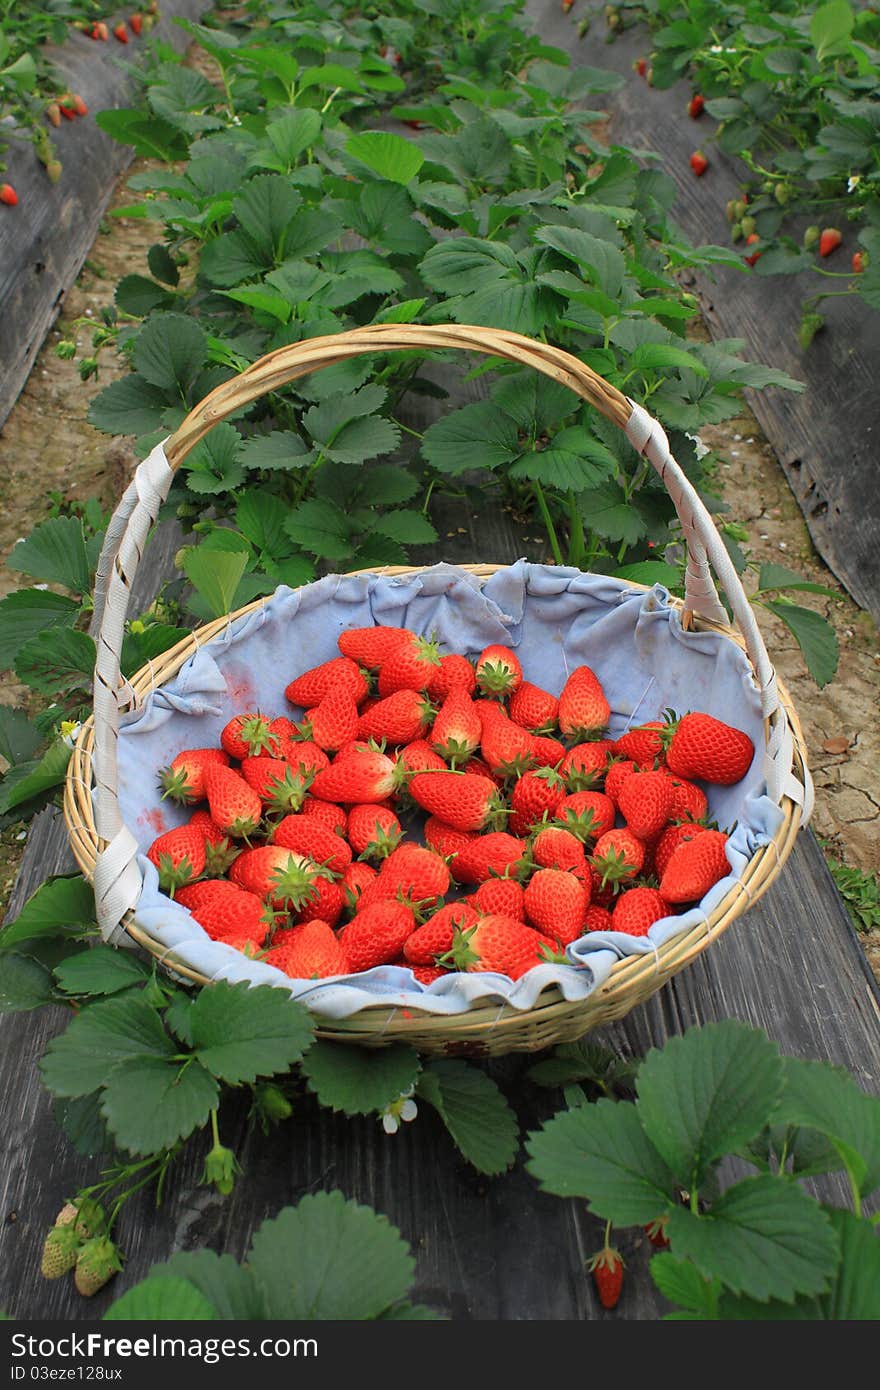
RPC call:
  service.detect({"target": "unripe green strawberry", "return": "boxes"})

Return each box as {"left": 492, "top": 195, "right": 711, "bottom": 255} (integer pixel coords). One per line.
{"left": 803, "top": 225, "right": 820, "bottom": 250}
{"left": 73, "top": 1236, "right": 122, "bottom": 1297}
{"left": 54, "top": 1202, "right": 78, "bottom": 1228}
{"left": 41, "top": 1225, "right": 81, "bottom": 1279}
{"left": 740, "top": 215, "right": 757, "bottom": 238}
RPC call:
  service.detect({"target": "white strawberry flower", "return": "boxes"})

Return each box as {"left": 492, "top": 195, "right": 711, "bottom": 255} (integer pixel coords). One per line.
{"left": 380, "top": 1085, "right": 418, "bottom": 1134}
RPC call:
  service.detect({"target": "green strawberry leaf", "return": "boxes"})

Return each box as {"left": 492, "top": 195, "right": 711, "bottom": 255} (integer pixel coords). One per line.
{"left": 0, "top": 738, "right": 71, "bottom": 814}
{"left": 14, "top": 628, "right": 96, "bottom": 696}
{"left": 101, "top": 1055, "right": 219, "bottom": 1155}
{"left": 40, "top": 995, "right": 176, "bottom": 1098}
{"left": 649, "top": 1252, "right": 722, "bottom": 1320}
{"left": 133, "top": 314, "right": 207, "bottom": 396}
{"left": 0, "top": 588, "right": 79, "bottom": 670}
{"left": 421, "top": 401, "right": 520, "bottom": 476}
{"left": 346, "top": 131, "right": 424, "bottom": 185}
{"left": 54, "top": 947, "right": 152, "bottom": 998}
{"left": 6, "top": 516, "right": 92, "bottom": 595}
{"left": 87, "top": 375, "right": 172, "bottom": 438}
{"left": 300, "top": 1041, "right": 421, "bottom": 1116}
{"left": 181, "top": 422, "right": 244, "bottom": 495}
{"left": 147, "top": 1250, "right": 265, "bottom": 1320}
{"left": 180, "top": 545, "right": 249, "bottom": 620}
{"left": 53, "top": 1092, "right": 112, "bottom": 1159}
{"left": 0, "top": 706, "right": 42, "bottom": 767}
{"left": 772, "top": 1055, "right": 880, "bottom": 1202}
{"left": 104, "top": 1276, "right": 218, "bottom": 1321}
{"left": 761, "top": 601, "right": 839, "bottom": 689}
{"left": 0, "top": 951, "right": 54, "bottom": 1012}
{"left": 188, "top": 980, "right": 314, "bottom": 1084}
{"left": 239, "top": 431, "right": 314, "bottom": 473}
{"left": 418, "top": 1059, "right": 519, "bottom": 1176}
{"left": 0, "top": 874, "right": 96, "bottom": 951}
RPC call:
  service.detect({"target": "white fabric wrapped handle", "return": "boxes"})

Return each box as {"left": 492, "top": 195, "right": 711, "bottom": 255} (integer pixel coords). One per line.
{"left": 88, "top": 324, "right": 811, "bottom": 938}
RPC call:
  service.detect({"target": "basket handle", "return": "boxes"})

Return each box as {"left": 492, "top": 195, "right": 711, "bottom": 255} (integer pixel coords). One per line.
{"left": 89, "top": 323, "right": 808, "bottom": 939}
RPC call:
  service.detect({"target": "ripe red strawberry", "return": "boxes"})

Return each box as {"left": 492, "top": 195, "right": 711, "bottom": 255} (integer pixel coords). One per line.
{"left": 204, "top": 764, "right": 263, "bottom": 839}
{"left": 347, "top": 803, "right": 402, "bottom": 861}
{"left": 666, "top": 775, "right": 708, "bottom": 824}
{"left": 554, "top": 791, "right": 615, "bottom": 843}
{"left": 357, "top": 689, "right": 434, "bottom": 745}
{"left": 377, "top": 632, "right": 442, "bottom": 696}
{"left": 852, "top": 251, "right": 865, "bottom": 274}
{"left": 146, "top": 824, "right": 206, "bottom": 893}
{"left": 332, "top": 739, "right": 375, "bottom": 762}
{"left": 480, "top": 716, "right": 535, "bottom": 779}
{"left": 408, "top": 769, "right": 507, "bottom": 832}
{"left": 221, "top": 711, "right": 278, "bottom": 760}
{"left": 509, "top": 680, "right": 559, "bottom": 733}
{"left": 591, "top": 828, "right": 645, "bottom": 889}
{"left": 285, "top": 656, "right": 368, "bottom": 708}
{"left": 529, "top": 734, "right": 566, "bottom": 769}
{"left": 342, "top": 900, "right": 417, "bottom": 971}
{"left": 819, "top": 227, "right": 842, "bottom": 258}
{"left": 281, "top": 737, "right": 330, "bottom": 779}
{"left": 443, "top": 915, "right": 556, "bottom": 980}
{"left": 0, "top": 184, "right": 19, "bottom": 206}
{"left": 241, "top": 757, "right": 311, "bottom": 813}
{"left": 611, "top": 886, "right": 672, "bottom": 937}
{"left": 453, "top": 832, "right": 526, "bottom": 886}
{"left": 430, "top": 690, "right": 481, "bottom": 765}
{"left": 342, "top": 860, "right": 377, "bottom": 909}
{"left": 644, "top": 1216, "right": 670, "bottom": 1249}
{"left": 659, "top": 828, "right": 730, "bottom": 903}
{"left": 71, "top": 94, "right": 88, "bottom": 116}
{"left": 300, "top": 688, "right": 360, "bottom": 752}
{"left": 558, "top": 665, "right": 610, "bottom": 741}
{"left": 273, "top": 815, "right": 352, "bottom": 874}
{"left": 129, "top": 13, "right": 144, "bottom": 35}
{"left": 395, "top": 739, "right": 448, "bottom": 778}
{"left": 472, "top": 877, "right": 525, "bottom": 920}
{"left": 432, "top": 653, "right": 476, "bottom": 698}
{"left": 113, "top": 22, "right": 129, "bottom": 41}
{"left": 270, "top": 919, "right": 348, "bottom": 979}
{"left": 663, "top": 711, "right": 754, "bottom": 784}
{"left": 230, "top": 845, "right": 330, "bottom": 911}
{"left": 613, "top": 722, "right": 665, "bottom": 767}
{"left": 689, "top": 150, "right": 708, "bottom": 176}
{"left": 583, "top": 904, "right": 613, "bottom": 933}
{"left": 688, "top": 93, "right": 705, "bottom": 118}
{"left": 159, "top": 747, "right": 229, "bottom": 804}
{"left": 604, "top": 759, "right": 638, "bottom": 807}
{"left": 404, "top": 902, "right": 479, "bottom": 965}
{"left": 589, "top": 1244, "right": 624, "bottom": 1310}
{"left": 338, "top": 625, "right": 411, "bottom": 668}
{"left": 524, "top": 869, "right": 590, "bottom": 947}
{"left": 176, "top": 880, "right": 270, "bottom": 946}
{"left": 509, "top": 767, "right": 566, "bottom": 836}
{"left": 310, "top": 749, "right": 397, "bottom": 803}
{"left": 292, "top": 874, "right": 345, "bottom": 927}
{"left": 475, "top": 644, "right": 523, "bottom": 696}
{"left": 407, "top": 963, "right": 447, "bottom": 985}
{"left": 654, "top": 821, "right": 708, "bottom": 880}
{"left": 560, "top": 741, "right": 615, "bottom": 789}
{"left": 423, "top": 816, "right": 480, "bottom": 862}
{"left": 744, "top": 233, "right": 762, "bottom": 266}
{"left": 634, "top": 56, "right": 648, "bottom": 76}
{"left": 617, "top": 769, "right": 674, "bottom": 841}
{"left": 58, "top": 96, "right": 76, "bottom": 120}
{"left": 530, "top": 825, "right": 587, "bottom": 877}
{"left": 301, "top": 797, "right": 348, "bottom": 836}
{"left": 373, "top": 843, "right": 451, "bottom": 910}
{"left": 186, "top": 809, "right": 238, "bottom": 875}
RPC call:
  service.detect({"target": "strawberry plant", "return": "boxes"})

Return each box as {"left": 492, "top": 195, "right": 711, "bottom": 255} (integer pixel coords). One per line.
{"left": 526, "top": 1019, "right": 880, "bottom": 1317}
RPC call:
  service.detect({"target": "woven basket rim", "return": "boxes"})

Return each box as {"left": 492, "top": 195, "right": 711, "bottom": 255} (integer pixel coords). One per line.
{"left": 63, "top": 561, "right": 808, "bottom": 1051}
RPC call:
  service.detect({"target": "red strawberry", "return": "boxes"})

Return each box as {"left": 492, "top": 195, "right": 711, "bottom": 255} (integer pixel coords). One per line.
{"left": 654, "top": 821, "right": 708, "bottom": 880}
{"left": 744, "top": 233, "right": 762, "bottom": 266}
{"left": 0, "top": 184, "right": 19, "bottom": 206}
{"left": 819, "top": 227, "right": 842, "bottom": 258}
{"left": 611, "top": 886, "right": 671, "bottom": 937}
{"left": 310, "top": 749, "right": 397, "bottom": 804}
{"left": 852, "top": 251, "right": 865, "bottom": 274}
{"left": 663, "top": 711, "right": 754, "bottom": 784}
{"left": 509, "top": 680, "right": 559, "bottom": 733}
{"left": 241, "top": 757, "right": 311, "bottom": 813}
{"left": 204, "top": 765, "right": 263, "bottom": 839}
{"left": 58, "top": 96, "right": 76, "bottom": 120}
{"left": 583, "top": 904, "right": 613, "bottom": 933}
{"left": 408, "top": 769, "right": 506, "bottom": 832}
{"left": 159, "top": 747, "right": 229, "bottom": 804}
{"left": 358, "top": 689, "right": 433, "bottom": 745}
{"left": 71, "top": 94, "right": 88, "bottom": 116}
{"left": 529, "top": 735, "right": 566, "bottom": 769}
{"left": 273, "top": 815, "right": 352, "bottom": 874}
{"left": 475, "top": 644, "right": 523, "bottom": 696}
{"left": 644, "top": 1217, "right": 670, "bottom": 1249}
{"left": 186, "top": 809, "right": 238, "bottom": 875}
{"left": 589, "top": 1244, "right": 624, "bottom": 1310}
{"left": 301, "top": 797, "right": 348, "bottom": 836}
{"left": 301, "top": 688, "right": 360, "bottom": 752}
{"left": 530, "top": 825, "right": 588, "bottom": 877}
{"left": 372, "top": 843, "right": 450, "bottom": 910}
{"left": 285, "top": 657, "right": 368, "bottom": 708}
{"left": 634, "top": 57, "right": 648, "bottom": 76}
{"left": 342, "top": 901, "right": 417, "bottom": 971}
{"left": 338, "top": 625, "right": 411, "bottom": 668}
{"left": 377, "top": 632, "right": 442, "bottom": 696}
{"left": 659, "top": 828, "right": 730, "bottom": 903}
{"left": 617, "top": 769, "right": 674, "bottom": 841}
{"left": 430, "top": 690, "right": 481, "bottom": 765}
{"left": 590, "top": 828, "right": 645, "bottom": 889}
{"left": 472, "top": 877, "right": 525, "bottom": 920}
{"left": 480, "top": 716, "right": 535, "bottom": 779}
{"left": 342, "top": 860, "right": 377, "bottom": 909}
{"left": 230, "top": 845, "right": 330, "bottom": 912}
{"left": 129, "top": 13, "right": 144, "bottom": 35}
{"left": 443, "top": 915, "right": 556, "bottom": 980}
{"left": 432, "top": 653, "right": 476, "bottom": 698}
{"left": 688, "top": 93, "right": 705, "bottom": 118}
{"left": 509, "top": 767, "right": 566, "bottom": 836}
{"left": 176, "top": 880, "right": 270, "bottom": 946}
{"left": 113, "top": 22, "right": 129, "bottom": 41}
{"left": 281, "top": 737, "right": 330, "bottom": 780}
{"left": 558, "top": 666, "right": 610, "bottom": 741}
{"left": 453, "top": 832, "right": 526, "bottom": 886}
{"left": 221, "top": 711, "right": 279, "bottom": 760}
{"left": 407, "top": 963, "right": 447, "bottom": 985}
{"left": 293, "top": 874, "right": 345, "bottom": 927}
{"left": 395, "top": 740, "right": 448, "bottom": 778}
{"left": 270, "top": 919, "right": 348, "bottom": 979}
{"left": 689, "top": 150, "right": 708, "bottom": 176}
{"left": 524, "top": 869, "right": 590, "bottom": 947}
{"left": 554, "top": 791, "right": 615, "bottom": 843}
{"left": 613, "top": 722, "right": 665, "bottom": 767}
{"left": 605, "top": 759, "right": 638, "bottom": 807}
{"left": 404, "top": 902, "right": 479, "bottom": 965}
{"left": 666, "top": 775, "right": 708, "bottom": 824}
{"left": 146, "top": 824, "right": 206, "bottom": 893}
{"left": 423, "top": 816, "right": 480, "bottom": 861}
{"left": 347, "top": 804, "right": 402, "bottom": 861}
{"left": 560, "top": 741, "right": 615, "bottom": 789}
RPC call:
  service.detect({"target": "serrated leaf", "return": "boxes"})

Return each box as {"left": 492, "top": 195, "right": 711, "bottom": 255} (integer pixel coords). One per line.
{"left": 53, "top": 1092, "right": 112, "bottom": 1158}
{"left": 630, "top": 343, "right": 709, "bottom": 377}
{"left": 239, "top": 431, "right": 313, "bottom": 472}
{"left": 182, "top": 422, "right": 244, "bottom": 495}
{"left": 419, "top": 237, "right": 519, "bottom": 295}
{"left": 105, "top": 1276, "right": 218, "bottom": 1322}
{"left": 15, "top": 628, "right": 96, "bottom": 696}
{"left": 54, "top": 947, "right": 151, "bottom": 998}
{"left": 199, "top": 231, "right": 268, "bottom": 288}
{"left": 360, "top": 466, "right": 419, "bottom": 506}
{"left": 232, "top": 175, "right": 302, "bottom": 262}
{"left": 0, "top": 739, "right": 71, "bottom": 814}
{"left": 346, "top": 131, "right": 424, "bottom": 185}
{"left": 508, "top": 427, "right": 616, "bottom": 490}
{"left": 284, "top": 499, "right": 351, "bottom": 560}
{"left": 418, "top": 1059, "right": 518, "bottom": 1176}
{"left": 491, "top": 370, "right": 580, "bottom": 433}
{"left": 0, "top": 951, "right": 54, "bottom": 1012}
{"left": 180, "top": 545, "right": 249, "bottom": 620}
{"left": 755, "top": 563, "right": 839, "bottom": 598}
{"left": 667, "top": 1175, "right": 838, "bottom": 1304}
{"left": 636, "top": 1021, "right": 783, "bottom": 1190}
{"left": 421, "top": 401, "right": 520, "bottom": 476}
{"left": 525, "top": 1096, "right": 676, "bottom": 1221}
{"left": 811, "top": 0, "right": 854, "bottom": 61}
{"left": 773, "top": 1056, "right": 880, "bottom": 1201}
{"left": 650, "top": 1252, "right": 721, "bottom": 1319}
{"left": 0, "top": 588, "right": 80, "bottom": 672}
{"left": 578, "top": 481, "right": 646, "bottom": 546}
{"left": 323, "top": 416, "right": 401, "bottom": 465}
{"left": 0, "top": 875, "right": 96, "bottom": 950}
{"left": 534, "top": 224, "right": 625, "bottom": 297}
{"left": 371, "top": 510, "right": 438, "bottom": 545}
{"left": 121, "top": 623, "right": 191, "bottom": 679}
{"left": 189, "top": 980, "right": 314, "bottom": 1084}
{"left": 40, "top": 995, "right": 176, "bottom": 1098}
{"left": 115, "top": 275, "right": 177, "bottom": 317}
{"left": 266, "top": 110, "right": 322, "bottom": 167}
{"left": 222, "top": 286, "right": 292, "bottom": 323}
{"left": 0, "top": 706, "right": 41, "bottom": 766}
{"left": 133, "top": 314, "right": 207, "bottom": 395}
{"left": 248, "top": 1191, "right": 415, "bottom": 1320}
{"left": 301, "top": 1041, "right": 421, "bottom": 1116}
{"left": 147, "top": 243, "right": 180, "bottom": 286}
{"left": 96, "top": 109, "right": 187, "bottom": 161}
{"left": 87, "top": 375, "right": 172, "bottom": 438}
{"left": 763, "top": 601, "right": 839, "bottom": 689}
{"left": 7, "top": 517, "right": 91, "bottom": 595}
{"left": 613, "top": 560, "right": 683, "bottom": 589}
{"left": 101, "top": 1054, "right": 219, "bottom": 1155}
{"left": 148, "top": 1251, "right": 265, "bottom": 1320}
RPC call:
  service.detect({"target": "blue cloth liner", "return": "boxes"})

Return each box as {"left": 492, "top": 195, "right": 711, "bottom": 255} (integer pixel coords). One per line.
{"left": 116, "top": 561, "right": 784, "bottom": 1020}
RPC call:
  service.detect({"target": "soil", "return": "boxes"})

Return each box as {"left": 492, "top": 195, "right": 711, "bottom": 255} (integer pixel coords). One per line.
{"left": 1, "top": 92, "right": 878, "bottom": 982}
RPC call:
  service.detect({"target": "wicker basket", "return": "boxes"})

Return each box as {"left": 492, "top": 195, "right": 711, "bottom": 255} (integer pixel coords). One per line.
{"left": 63, "top": 324, "right": 812, "bottom": 1055}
